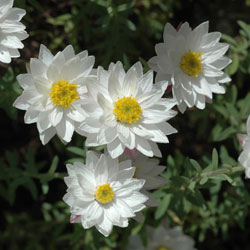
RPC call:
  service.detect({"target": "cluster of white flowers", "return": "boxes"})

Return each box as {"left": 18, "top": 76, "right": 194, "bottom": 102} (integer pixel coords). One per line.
{"left": 8, "top": 0, "right": 238, "bottom": 245}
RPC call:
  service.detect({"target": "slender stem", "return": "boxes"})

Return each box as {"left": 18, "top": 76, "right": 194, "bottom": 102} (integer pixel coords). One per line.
{"left": 192, "top": 165, "right": 245, "bottom": 183}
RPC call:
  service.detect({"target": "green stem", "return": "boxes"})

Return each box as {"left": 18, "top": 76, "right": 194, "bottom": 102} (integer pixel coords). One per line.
{"left": 191, "top": 165, "right": 245, "bottom": 184}
{"left": 199, "top": 166, "right": 244, "bottom": 178}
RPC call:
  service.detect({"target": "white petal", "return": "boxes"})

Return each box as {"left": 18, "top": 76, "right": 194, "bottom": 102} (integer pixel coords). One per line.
{"left": 201, "top": 32, "right": 221, "bottom": 48}
{"left": 62, "top": 45, "right": 75, "bottom": 60}
{"left": 50, "top": 107, "right": 63, "bottom": 127}
{"left": 135, "top": 136, "right": 153, "bottom": 157}
{"left": 95, "top": 213, "right": 113, "bottom": 237}
{"left": 95, "top": 154, "right": 109, "bottom": 185}
{"left": 24, "top": 106, "right": 39, "bottom": 123}
{"left": 56, "top": 118, "right": 75, "bottom": 142}
{"left": 39, "top": 127, "right": 56, "bottom": 145}
{"left": 107, "top": 137, "right": 125, "bottom": 158}
{"left": 137, "top": 70, "right": 153, "bottom": 93}
{"left": 1, "top": 35, "right": 24, "bottom": 49}
{"left": 39, "top": 44, "right": 54, "bottom": 65}
{"left": 114, "top": 198, "right": 135, "bottom": 218}
{"left": 0, "top": 45, "right": 11, "bottom": 63}
{"left": 30, "top": 58, "right": 47, "bottom": 76}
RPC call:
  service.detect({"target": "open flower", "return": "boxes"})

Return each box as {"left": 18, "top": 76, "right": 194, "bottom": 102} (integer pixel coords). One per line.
{"left": 127, "top": 226, "right": 197, "bottom": 250}
{"left": 238, "top": 115, "right": 250, "bottom": 178}
{"left": 63, "top": 151, "right": 148, "bottom": 237}
{"left": 0, "top": 0, "right": 28, "bottom": 63}
{"left": 149, "top": 21, "right": 231, "bottom": 113}
{"left": 13, "top": 44, "right": 94, "bottom": 144}
{"left": 77, "top": 61, "right": 177, "bottom": 158}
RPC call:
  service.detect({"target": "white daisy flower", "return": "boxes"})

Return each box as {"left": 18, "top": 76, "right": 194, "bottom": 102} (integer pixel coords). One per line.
{"left": 238, "top": 115, "right": 250, "bottom": 178}
{"left": 77, "top": 61, "right": 177, "bottom": 158}
{"left": 63, "top": 151, "right": 148, "bottom": 237}
{"left": 127, "top": 226, "right": 197, "bottom": 250}
{"left": 149, "top": 21, "right": 231, "bottom": 113}
{"left": 0, "top": 0, "right": 28, "bottom": 63}
{"left": 13, "top": 44, "right": 95, "bottom": 144}
{"left": 122, "top": 150, "right": 167, "bottom": 207}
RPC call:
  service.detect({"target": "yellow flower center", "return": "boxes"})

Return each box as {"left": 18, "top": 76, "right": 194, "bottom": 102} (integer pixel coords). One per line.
{"left": 156, "top": 246, "right": 171, "bottom": 250}
{"left": 179, "top": 50, "right": 203, "bottom": 77}
{"left": 113, "top": 96, "right": 142, "bottom": 124}
{"left": 95, "top": 183, "right": 114, "bottom": 204}
{"left": 49, "top": 79, "right": 79, "bottom": 108}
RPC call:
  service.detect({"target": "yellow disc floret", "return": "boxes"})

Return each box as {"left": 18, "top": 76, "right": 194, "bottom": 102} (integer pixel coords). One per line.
{"left": 95, "top": 183, "right": 114, "bottom": 204}
{"left": 156, "top": 246, "right": 171, "bottom": 250}
{"left": 113, "top": 96, "right": 142, "bottom": 124}
{"left": 49, "top": 79, "right": 79, "bottom": 108}
{"left": 179, "top": 50, "right": 203, "bottom": 77}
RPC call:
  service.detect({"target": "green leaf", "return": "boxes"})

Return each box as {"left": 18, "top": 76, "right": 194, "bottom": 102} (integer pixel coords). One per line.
{"left": 190, "top": 159, "right": 202, "bottom": 171}
{"left": 155, "top": 193, "right": 172, "bottom": 220}
{"left": 67, "top": 147, "right": 85, "bottom": 157}
{"left": 221, "top": 34, "right": 237, "bottom": 46}
{"left": 227, "top": 54, "right": 239, "bottom": 75}
{"left": 186, "top": 189, "right": 206, "bottom": 209}
{"left": 48, "top": 156, "right": 59, "bottom": 174}
{"left": 200, "top": 176, "right": 208, "bottom": 185}
{"left": 125, "top": 19, "right": 136, "bottom": 31}
{"left": 117, "top": 2, "right": 135, "bottom": 12}
{"left": 214, "top": 126, "right": 236, "bottom": 141}
{"left": 66, "top": 158, "right": 85, "bottom": 164}
{"left": 212, "top": 148, "right": 219, "bottom": 170}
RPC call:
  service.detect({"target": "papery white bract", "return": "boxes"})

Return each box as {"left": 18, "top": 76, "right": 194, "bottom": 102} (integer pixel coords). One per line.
{"left": 0, "top": 0, "right": 28, "bottom": 63}
{"left": 238, "top": 115, "right": 250, "bottom": 178}
{"left": 149, "top": 21, "right": 231, "bottom": 113}
{"left": 127, "top": 226, "right": 197, "bottom": 250}
{"left": 122, "top": 150, "right": 167, "bottom": 207}
{"left": 77, "top": 61, "right": 177, "bottom": 158}
{"left": 63, "top": 151, "right": 148, "bottom": 237}
{"left": 13, "top": 44, "right": 95, "bottom": 144}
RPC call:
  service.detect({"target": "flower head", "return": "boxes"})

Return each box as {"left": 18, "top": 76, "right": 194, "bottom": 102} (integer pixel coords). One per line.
{"left": 0, "top": 0, "right": 28, "bottom": 63}
{"left": 77, "top": 61, "right": 177, "bottom": 158}
{"left": 127, "top": 226, "right": 197, "bottom": 250}
{"left": 149, "top": 21, "right": 231, "bottom": 113}
{"left": 238, "top": 115, "right": 250, "bottom": 178}
{"left": 63, "top": 151, "right": 148, "bottom": 237}
{"left": 13, "top": 44, "right": 95, "bottom": 144}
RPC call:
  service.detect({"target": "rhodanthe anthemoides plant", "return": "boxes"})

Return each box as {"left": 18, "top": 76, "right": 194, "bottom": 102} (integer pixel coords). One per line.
{"left": 6, "top": 0, "right": 250, "bottom": 247}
